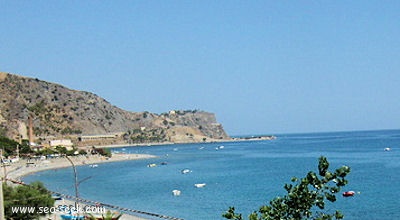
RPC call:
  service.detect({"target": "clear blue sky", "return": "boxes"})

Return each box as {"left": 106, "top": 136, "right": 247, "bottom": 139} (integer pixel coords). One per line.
{"left": 1, "top": 1, "right": 399, "bottom": 135}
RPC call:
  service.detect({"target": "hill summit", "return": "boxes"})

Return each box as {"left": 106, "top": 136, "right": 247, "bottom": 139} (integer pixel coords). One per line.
{"left": 0, "top": 72, "right": 230, "bottom": 146}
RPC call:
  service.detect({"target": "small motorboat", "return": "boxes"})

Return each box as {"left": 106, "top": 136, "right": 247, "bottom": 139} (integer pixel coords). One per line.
{"left": 147, "top": 163, "right": 157, "bottom": 168}
{"left": 172, "top": 189, "right": 181, "bottom": 196}
{"left": 181, "top": 169, "right": 191, "bottom": 174}
{"left": 215, "top": 145, "right": 224, "bottom": 150}
{"left": 384, "top": 147, "right": 391, "bottom": 151}
{"left": 52, "top": 195, "right": 63, "bottom": 201}
{"left": 194, "top": 183, "right": 206, "bottom": 188}
{"left": 343, "top": 191, "right": 355, "bottom": 197}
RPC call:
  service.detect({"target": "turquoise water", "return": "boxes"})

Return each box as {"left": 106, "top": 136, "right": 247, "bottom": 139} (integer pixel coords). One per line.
{"left": 24, "top": 130, "right": 400, "bottom": 219}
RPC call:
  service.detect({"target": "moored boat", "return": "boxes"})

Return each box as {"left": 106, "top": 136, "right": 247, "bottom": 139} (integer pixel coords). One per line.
{"left": 172, "top": 189, "right": 181, "bottom": 196}
{"left": 194, "top": 183, "right": 206, "bottom": 188}
{"left": 343, "top": 191, "right": 355, "bottom": 197}
{"left": 181, "top": 169, "right": 191, "bottom": 174}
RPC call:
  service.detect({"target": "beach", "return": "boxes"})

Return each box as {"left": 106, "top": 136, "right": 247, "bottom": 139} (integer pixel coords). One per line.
{"left": 5, "top": 153, "right": 157, "bottom": 220}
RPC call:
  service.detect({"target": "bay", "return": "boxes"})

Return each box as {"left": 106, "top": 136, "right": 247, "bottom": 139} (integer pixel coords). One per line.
{"left": 23, "top": 129, "right": 400, "bottom": 219}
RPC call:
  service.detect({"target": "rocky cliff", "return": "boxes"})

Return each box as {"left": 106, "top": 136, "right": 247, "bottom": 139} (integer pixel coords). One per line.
{"left": 0, "top": 72, "right": 230, "bottom": 146}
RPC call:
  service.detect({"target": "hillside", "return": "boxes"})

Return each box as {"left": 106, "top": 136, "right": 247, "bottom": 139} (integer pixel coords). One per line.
{"left": 0, "top": 72, "right": 230, "bottom": 146}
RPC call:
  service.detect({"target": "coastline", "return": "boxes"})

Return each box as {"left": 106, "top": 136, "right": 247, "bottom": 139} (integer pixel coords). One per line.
{"left": 7, "top": 153, "right": 156, "bottom": 181}
{"left": 6, "top": 153, "right": 157, "bottom": 220}
{"left": 97, "top": 135, "right": 277, "bottom": 149}
{"left": 6, "top": 137, "right": 276, "bottom": 219}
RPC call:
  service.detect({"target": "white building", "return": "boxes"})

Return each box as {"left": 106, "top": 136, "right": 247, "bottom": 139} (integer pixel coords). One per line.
{"left": 49, "top": 139, "right": 73, "bottom": 150}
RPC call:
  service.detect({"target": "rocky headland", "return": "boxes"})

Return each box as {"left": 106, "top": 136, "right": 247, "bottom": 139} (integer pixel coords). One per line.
{"left": 0, "top": 72, "right": 230, "bottom": 147}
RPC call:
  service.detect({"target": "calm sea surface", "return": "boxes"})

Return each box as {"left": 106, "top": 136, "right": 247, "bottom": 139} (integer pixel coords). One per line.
{"left": 24, "top": 130, "right": 400, "bottom": 220}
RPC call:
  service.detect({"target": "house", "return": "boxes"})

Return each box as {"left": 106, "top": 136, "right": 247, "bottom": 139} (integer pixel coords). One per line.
{"left": 49, "top": 139, "right": 74, "bottom": 150}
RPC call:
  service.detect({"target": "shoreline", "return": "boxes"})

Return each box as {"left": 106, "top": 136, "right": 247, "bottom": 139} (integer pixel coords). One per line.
{"left": 6, "top": 137, "right": 276, "bottom": 219}
{"left": 97, "top": 135, "right": 277, "bottom": 149}
{"left": 7, "top": 153, "right": 157, "bottom": 181}
{"left": 6, "top": 154, "right": 157, "bottom": 220}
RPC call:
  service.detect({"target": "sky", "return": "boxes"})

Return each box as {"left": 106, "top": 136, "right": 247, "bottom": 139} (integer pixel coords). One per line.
{"left": 1, "top": 1, "right": 399, "bottom": 135}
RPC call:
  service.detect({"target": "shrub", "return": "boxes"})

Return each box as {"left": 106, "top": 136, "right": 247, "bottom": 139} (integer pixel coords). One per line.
{"left": 4, "top": 181, "right": 55, "bottom": 219}
{"left": 223, "top": 156, "right": 351, "bottom": 220}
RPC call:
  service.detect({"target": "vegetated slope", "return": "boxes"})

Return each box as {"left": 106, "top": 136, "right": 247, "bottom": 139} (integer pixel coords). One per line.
{"left": 0, "top": 72, "right": 229, "bottom": 144}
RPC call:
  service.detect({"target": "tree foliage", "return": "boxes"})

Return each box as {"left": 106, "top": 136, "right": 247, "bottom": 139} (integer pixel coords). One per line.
{"left": 223, "top": 156, "right": 351, "bottom": 220}
{"left": 4, "top": 181, "right": 55, "bottom": 219}
{"left": 0, "top": 136, "right": 32, "bottom": 157}
{"left": 92, "top": 147, "right": 112, "bottom": 157}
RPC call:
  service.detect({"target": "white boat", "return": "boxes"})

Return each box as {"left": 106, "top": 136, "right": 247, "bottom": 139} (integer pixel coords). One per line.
{"left": 89, "top": 164, "right": 98, "bottom": 168}
{"left": 384, "top": 147, "right": 391, "bottom": 151}
{"left": 194, "top": 183, "right": 206, "bottom": 188}
{"left": 147, "top": 163, "right": 157, "bottom": 168}
{"left": 181, "top": 169, "right": 191, "bottom": 174}
{"left": 172, "top": 189, "right": 181, "bottom": 196}
{"left": 216, "top": 145, "right": 224, "bottom": 150}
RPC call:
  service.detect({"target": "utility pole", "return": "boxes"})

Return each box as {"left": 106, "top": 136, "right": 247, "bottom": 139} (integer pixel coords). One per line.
{"left": 28, "top": 114, "right": 34, "bottom": 147}
{"left": 16, "top": 144, "right": 19, "bottom": 159}
{"left": 64, "top": 156, "right": 79, "bottom": 210}
{"left": 0, "top": 149, "right": 5, "bottom": 219}
{"left": 0, "top": 181, "right": 4, "bottom": 220}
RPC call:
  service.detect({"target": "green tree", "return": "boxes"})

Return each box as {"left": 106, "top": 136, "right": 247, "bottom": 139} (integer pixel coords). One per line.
{"left": 4, "top": 181, "right": 55, "bottom": 219}
{"left": 19, "top": 139, "right": 34, "bottom": 155}
{"left": 37, "top": 147, "right": 56, "bottom": 156}
{"left": 93, "top": 148, "right": 112, "bottom": 158}
{"left": 0, "top": 136, "right": 33, "bottom": 157}
{"left": 223, "top": 156, "right": 351, "bottom": 220}
{"left": 55, "top": 146, "right": 68, "bottom": 154}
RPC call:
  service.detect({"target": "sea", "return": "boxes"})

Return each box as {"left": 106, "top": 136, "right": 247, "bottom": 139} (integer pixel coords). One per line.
{"left": 23, "top": 129, "right": 400, "bottom": 220}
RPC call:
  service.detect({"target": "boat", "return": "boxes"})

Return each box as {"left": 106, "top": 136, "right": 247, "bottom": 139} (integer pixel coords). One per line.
{"left": 160, "top": 162, "right": 168, "bottom": 165}
{"left": 89, "top": 164, "right": 98, "bottom": 168}
{"left": 172, "top": 189, "right": 181, "bottom": 196}
{"left": 181, "top": 169, "right": 191, "bottom": 174}
{"left": 384, "top": 147, "right": 391, "bottom": 151}
{"left": 52, "top": 195, "right": 63, "bottom": 200}
{"left": 215, "top": 145, "right": 224, "bottom": 150}
{"left": 194, "top": 183, "right": 206, "bottom": 188}
{"left": 342, "top": 191, "right": 355, "bottom": 197}
{"left": 147, "top": 163, "right": 157, "bottom": 168}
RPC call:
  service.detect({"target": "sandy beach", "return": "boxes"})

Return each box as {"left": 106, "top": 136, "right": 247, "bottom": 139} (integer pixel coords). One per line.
{"left": 5, "top": 153, "right": 158, "bottom": 220}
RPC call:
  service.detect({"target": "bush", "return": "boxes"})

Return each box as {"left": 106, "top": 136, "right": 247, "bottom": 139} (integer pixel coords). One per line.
{"left": 223, "top": 156, "right": 351, "bottom": 220}
{"left": 0, "top": 136, "right": 32, "bottom": 157}
{"left": 94, "top": 148, "right": 112, "bottom": 158}
{"left": 4, "top": 181, "right": 55, "bottom": 219}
